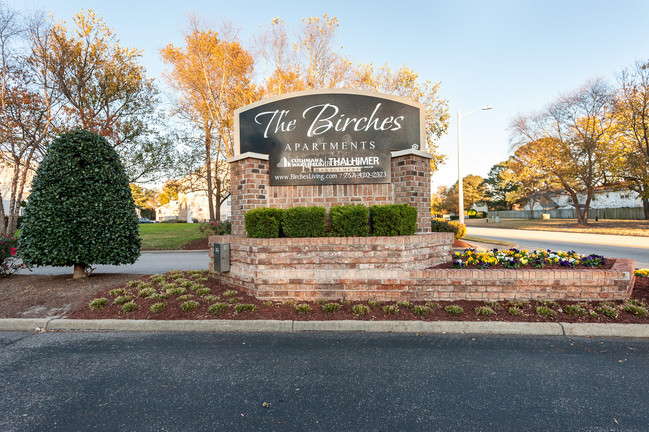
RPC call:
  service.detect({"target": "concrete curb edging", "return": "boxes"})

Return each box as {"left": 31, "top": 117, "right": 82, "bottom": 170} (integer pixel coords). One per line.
{"left": 1, "top": 319, "right": 649, "bottom": 338}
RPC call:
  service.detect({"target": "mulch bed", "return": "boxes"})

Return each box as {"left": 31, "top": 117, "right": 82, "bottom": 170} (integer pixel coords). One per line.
{"left": 65, "top": 270, "right": 649, "bottom": 325}
{"left": 181, "top": 237, "right": 209, "bottom": 250}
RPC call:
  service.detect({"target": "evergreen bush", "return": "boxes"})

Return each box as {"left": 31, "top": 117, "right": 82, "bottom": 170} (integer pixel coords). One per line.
{"left": 18, "top": 130, "right": 141, "bottom": 278}
{"left": 244, "top": 208, "right": 283, "bottom": 238}
{"left": 431, "top": 218, "right": 466, "bottom": 239}
{"left": 369, "top": 204, "right": 417, "bottom": 236}
{"left": 281, "top": 206, "right": 326, "bottom": 238}
{"left": 329, "top": 204, "right": 369, "bottom": 237}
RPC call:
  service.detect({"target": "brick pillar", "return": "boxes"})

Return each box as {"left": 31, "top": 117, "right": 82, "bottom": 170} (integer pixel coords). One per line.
{"left": 391, "top": 150, "right": 432, "bottom": 233}
{"left": 228, "top": 153, "right": 269, "bottom": 236}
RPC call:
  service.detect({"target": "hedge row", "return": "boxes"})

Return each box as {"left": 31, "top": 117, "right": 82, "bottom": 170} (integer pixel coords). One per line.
{"left": 244, "top": 204, "right": 417, "bottom": 238}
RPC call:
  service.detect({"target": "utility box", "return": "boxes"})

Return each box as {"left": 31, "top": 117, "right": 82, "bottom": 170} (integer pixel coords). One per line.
{"left": 213, "top": 243, "right": 230, "bottom": 273}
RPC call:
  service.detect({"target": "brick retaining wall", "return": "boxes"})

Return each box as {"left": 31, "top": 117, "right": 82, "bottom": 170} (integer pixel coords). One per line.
{"left": 208, "top": 235, "right": 634, "bottom": 302}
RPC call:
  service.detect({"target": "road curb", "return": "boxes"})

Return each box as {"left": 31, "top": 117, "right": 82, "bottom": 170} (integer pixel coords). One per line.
{"left": 2, "top": 319, "right": 649, "bottom": 338}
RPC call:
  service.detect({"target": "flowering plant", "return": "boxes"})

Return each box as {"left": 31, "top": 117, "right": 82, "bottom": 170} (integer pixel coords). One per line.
{"left": 1, "top": 234, "right": 23, "bottom": 276}
{"left": 452, "top": 248, "right": 606, "bottom": 270}
{"left": 199, "top": 220, "right": 231, "bottom": 236}
{"left": 635, "top": 269, "right": 649, "bottom": 278}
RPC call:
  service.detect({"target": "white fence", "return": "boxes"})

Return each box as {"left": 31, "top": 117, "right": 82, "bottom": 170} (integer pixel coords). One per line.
{"left": 490, "top": 207, "right": 645, "bottom": 220}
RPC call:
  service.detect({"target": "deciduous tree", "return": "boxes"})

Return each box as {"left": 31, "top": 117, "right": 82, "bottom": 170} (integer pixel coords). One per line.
{"left": 161, "top": 16, "right": 256, "bottom": 221}
{"left": 30, "top": 9, "right": 172, "bottom": 182}
{"left": 614, "top": 61, "right": 649, "bottom": 218}
{"left": 510, "top": 79, "right": 618, "bottom": 225}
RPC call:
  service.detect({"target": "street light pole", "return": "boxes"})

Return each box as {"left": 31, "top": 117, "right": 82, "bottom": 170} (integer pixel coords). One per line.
{"left": 457, "top": 105, "right": 493, "bottom": 225}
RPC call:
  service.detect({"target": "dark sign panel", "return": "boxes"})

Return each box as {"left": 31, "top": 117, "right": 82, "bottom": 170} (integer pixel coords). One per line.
{"left": 235, "top": 90, "right": 424, "bottom": 186}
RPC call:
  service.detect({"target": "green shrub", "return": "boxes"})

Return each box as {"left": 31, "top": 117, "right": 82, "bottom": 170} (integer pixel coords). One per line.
{"left": 121, "top": 301, "right": 137, "bottom": 313}
{"left": 431, "top": 217, "right": 465, "bottom": 239}
{"left": 244, "top": 208, "right": 283, "bottom": 238}
{"left": 396, "top": 301, "right": 412, "bottom": 309}
{"left": 508, "top": 306, "right": 523, "bottom": 316}
{"left": 202, "top": 295, "right": 220, "bottom": 303}
{"left": 445, "top": 305, "right": 464, "bottom": 315}
{"left": 223, "top": 289, "right": 238, "bottom": 297}
{"left": 282, "top": 206, "right": 326, "bottom": 238}
{"left": 113, "top": 295, "right": 132, "bottom": 305}
{"left": 89, "top": 298, "right": 108, "bottom": 311}
{"left": 370, "top": 204, "right": 417, "bottom": 236}
{"left": 127, "top": 280, "right": 144, "bottom": 288}
{"left": 208, "top": 303, "right": 229, "bottom": 315}
{"left": 564, "top": 304, "right": 587, "bottom": 316}
{"left": 150, "top": 302, "right": 166, "bottom": 313}
{"left": 448, "top": 221, "right": 466, "bottom": 239}
{"left": 431, "top": 218, "right": 457, "bottom": 236}
{"left": 150, "top": 292, "right": 169, "bottom": 300}
{"left": 138, "top": 287, "right": 156, "bottom": 298}
{"left": 322, "top": 303, "right": 341, "bottom": 313}
{"left": 535, "top": 306, "right": 556, "bottom": 317}
{"left": 195, "top": 288, "right": 211, "bottom": 297}
{"left": 295, "top": 303, "right": 313, "bottom": 314}
{"left": 507, "top": 300, "right": 529, "bottom": 308}
{"left": 18, "top": 129, "right": 141, "bottom": 277}
{"left": 484, "top": 301, "right": 501, "bottom": 309}
{"left": 262, "top": 301, "right": 274, "bottom": 307}
{"left": 234, "top": 304, "right": 257, "bottom": 314}
{"left": 352, "top": 304, "right": 370, "bottom": 316}
{"left": 180, "top": 300, "right": 200, "bottom": 312}
{"left": 382, "top": 305, "right": 399, "bottom": 314}
{"left": 282, "top": 300, "right": 296, "bottom": 307}
{"left": 177, "top": 294, "right": 194, "bottom": 301}
{"left": 475, "top": 306, "right": 495, "bottom": 316}
{"left": 367, "top": 300, "right": 382, "bottom": 307}
{"left": 199, "top": 220, "right": 231, "bottom": 236}
{"left": 596, "top": 305, "right": 618, "bottom": 319}
{"left": 412, "top": 305, "right": 431, "bottom": 316}
{"left": 150, "top": 275, "right": 166, "bottom": 285}
{"left": 330, "top": 205, "right": 369, "bottom": 237}
{"left": 166, "top": 287, "right": 187, "bottom": 296}
{"left": 108, "top": 288, "right": 126, "bottom": 297}
{"left": 623, "top": 303, "right": 647, "bottom": 318}
{"left": 538, "top": 300, "right": 558, "bottom": 308}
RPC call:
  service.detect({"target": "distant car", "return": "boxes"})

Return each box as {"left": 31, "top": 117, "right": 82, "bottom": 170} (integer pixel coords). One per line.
{"left": 138, "top": 217, "right": 154, "bottom": 224}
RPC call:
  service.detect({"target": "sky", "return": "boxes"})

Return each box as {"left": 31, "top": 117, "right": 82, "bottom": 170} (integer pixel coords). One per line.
{"left": 10, "top": 0, "right": 649, "bottom": 189}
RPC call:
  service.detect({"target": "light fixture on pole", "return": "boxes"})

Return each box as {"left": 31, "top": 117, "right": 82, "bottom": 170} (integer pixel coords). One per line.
{"left": 457, "top": 105, "right": 493, "bottom": 225}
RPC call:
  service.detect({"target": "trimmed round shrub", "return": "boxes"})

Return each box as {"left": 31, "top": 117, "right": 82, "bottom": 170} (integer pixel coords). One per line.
{"left": 282, "top": 206, "right": 326, "bottom": 238}
{"left": 330, "top": 204, "right": 369, "bottom": 237}
{"left": 244, "top": 208, "right": 283, "bottom": 238}
{"left": 18, "top": 129, "right": 141, "bottom": 277}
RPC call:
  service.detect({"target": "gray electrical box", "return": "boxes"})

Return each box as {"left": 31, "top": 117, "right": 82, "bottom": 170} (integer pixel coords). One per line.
{"left": 213, "top": 243, "right": 230, "bottom": 273}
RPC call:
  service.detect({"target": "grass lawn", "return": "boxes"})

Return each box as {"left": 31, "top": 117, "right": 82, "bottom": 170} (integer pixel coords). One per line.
{"left": 14, "top": 223, "right": 205, "bottom": 250}
{"left": 139, "top": 223, "right": 206, "bottom": 250}
{"left": 465, "top": 218, "right": 649, "bottom": 237}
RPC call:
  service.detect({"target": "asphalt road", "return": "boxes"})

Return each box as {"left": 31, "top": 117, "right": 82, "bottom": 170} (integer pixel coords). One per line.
{"left": 468, "top": 226, "right": 649, "bottom": 269}
{"left": 16, "top": 250, "right": 211, "bottom": 275}
{"left": 1, "top": 331, "right": 649, "bottom": 432}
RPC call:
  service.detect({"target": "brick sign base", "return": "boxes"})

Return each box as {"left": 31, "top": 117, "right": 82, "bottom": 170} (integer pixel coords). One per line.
{"left": 209, "top": 234, "right": 634, "bottom": 302}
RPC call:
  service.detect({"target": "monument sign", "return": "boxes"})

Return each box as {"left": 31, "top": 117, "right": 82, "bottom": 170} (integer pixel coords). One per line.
{"left": 235, "top": 89, "right": 425, "bottom": 186}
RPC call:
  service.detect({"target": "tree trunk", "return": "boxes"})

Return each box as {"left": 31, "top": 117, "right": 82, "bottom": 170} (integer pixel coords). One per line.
{"left": 73, "top": 264, "right": 88, "bottom": 279}
{"left": 643, "top": 198, "right": 649, "bottom": 220}
{"left": 205, "top": 129, "right": 215, "bottom": 221}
